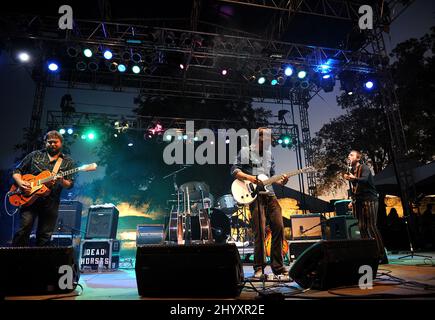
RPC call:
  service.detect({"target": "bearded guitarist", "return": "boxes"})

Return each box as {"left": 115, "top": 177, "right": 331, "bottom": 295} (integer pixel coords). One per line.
{"left": 11, "top": 130, "right": 76, "bottom": 247}
{"left": 231, "top": 127, "right": 289, "bottom": 279}
{"left": 344, "top": 150, "right": 388, "bottom": 264}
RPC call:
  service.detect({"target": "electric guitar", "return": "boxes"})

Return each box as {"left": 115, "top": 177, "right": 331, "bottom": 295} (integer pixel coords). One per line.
{"left": 8, "top": 163, "right": 97, "bottom": 207}
{"left": 231, "top": 166, "right": 316, "bottom": 205}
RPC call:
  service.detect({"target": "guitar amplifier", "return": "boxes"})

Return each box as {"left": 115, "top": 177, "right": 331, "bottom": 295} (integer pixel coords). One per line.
{"left": 325, "top": 216, "right": 361, "bottom": 240}
{"left": 291, "top": 214, "right": 325, "bottom": 240}
{"left": 54, "top": 200, "right": 83, "bottom": 235}
{"left": 80, "top": 239, "right": 120, "bottom": 272}
{"left": 85, "top": 204, "right": 119, "bottom": 239}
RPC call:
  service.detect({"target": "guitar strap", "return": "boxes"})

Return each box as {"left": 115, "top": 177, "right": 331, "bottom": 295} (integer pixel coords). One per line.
{"left": 52, "top": 157, "right": 63, "bottom": 175}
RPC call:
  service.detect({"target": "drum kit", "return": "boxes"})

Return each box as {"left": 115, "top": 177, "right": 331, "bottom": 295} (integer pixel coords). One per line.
{"left": 167, "top": 180, "right": 251, "bottom": 244}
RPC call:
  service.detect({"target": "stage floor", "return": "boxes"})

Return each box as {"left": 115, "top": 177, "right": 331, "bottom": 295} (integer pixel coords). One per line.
{"left": 4, "top": 252, "right": 435, "bottom": 300}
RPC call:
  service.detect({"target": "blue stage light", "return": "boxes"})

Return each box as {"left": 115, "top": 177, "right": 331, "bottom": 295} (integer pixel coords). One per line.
{"left": 364, "top": 81, "right": 374, "bottom": 90}
{"left": 132, "top": 65, "right": 141, "bottom": 74}
{"left": 258, "top": 77, "right": 266, "bottom": 84}
{"left": 117, "top": 64, "right": 126, "bottom": 72}
{"left": 297, "top": 70, "right": 307, "bottom": 79}
{"left": 271, "top": 79, "right": 278, "bottom": 86}
{"left": 284, "top": 66, "right": 293, "bottom": 76}
{"left": 48, "top": 62, "right": 59, "bottom": 72}
{"left": 103, "top": 50, "right": 113, "bottom": 60}
{"left": 83, "top": 48, "right": 93, "bottom": 58}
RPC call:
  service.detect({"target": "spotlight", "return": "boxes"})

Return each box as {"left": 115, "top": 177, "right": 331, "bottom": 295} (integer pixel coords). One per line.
{"left": 128, "top": 142, "right": 133, "bottom": 147}
{"left": 122, "top": 51, "right": 131, "bottom": 61}
{"left": 114, "top": 133, "right": 118, "bottom": 138}
{"left": 284, "top": 66, "right": 293, "bottom": 76}
{"left": 81, "top": 134, "right": 86, "bottom": 140}
{"left": 318, "top": 64, "right": 331, "bottom": 73}
{"left": 271, "top": 79, "right": 278, "bottom": 86}
{"left": 297, "top": 70, "right": 307, "bottom": 79}
{"left": 278, "top": 134, "right": 293, "bottom": 148}
{"left": 177, "top": 135, "right": 183, "bottom": 141}
{"left": 109, "top": 62, "right": 118, "bottom": 72}
{"left": 87, "top": 132, "right": 95, "bottom": 140}
{"left": 131, "top": 52, "right": 141, "bottom": 63}
{"left": 67, "top": 128, "right": 73, "bottom": 135}
{"left": 132, "top": 65, "right": 141, "bottom": 74}
{"left": 364, "top": 81, "right": 374, "bottom": 90}
{"left": 103, "top": 50, "right": 113, "bottom": 60}
{"left": 221, "top": 69, "right": 228, "bottom": 76}
{"left": 258, "top": 77, "right": 266, "bottom": 85}
{"left": 183, "top": 135, "right": 188, "bottom": 140}
{"left": 83, "top": 48, "right": 93, "bottom": 58}
{"left": 67, "top": 46, "right": 79, "bottom": 57}
{"left": 76, "top": 61, "right": 87, "bottom": 71}
{"left": 59, "top": 128, "right": 66, "bottom": 135}
{"left": 88, "top": 61, "right": 99, "bottom": 72}
{"left": 322, "top": 74, "right": 331, "bottom": 79}
{"left": 166, "top": 135, "right": 172, "bottom": 141}
{"left": 179, "top": 64, "right": 185, "bottom": 70}
{"left": 117, "top": 64, "right": 126, "bottom": 72}
{"left": 47, "top": 62, "right": 59, "bottom": 72}
{"left": 347, "top": 91, "right": 353, "bottom": 95}
{"left": 18, "top": 52, "right": 30, "bottom": 62}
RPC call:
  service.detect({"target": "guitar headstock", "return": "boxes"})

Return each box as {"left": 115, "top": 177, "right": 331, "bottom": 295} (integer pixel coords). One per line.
{"left": 79, "top": 163, "right": 98, "bottom": 172}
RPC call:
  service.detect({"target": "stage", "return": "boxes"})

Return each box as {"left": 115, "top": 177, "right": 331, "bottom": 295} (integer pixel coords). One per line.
{"left": 4, "top": 252, "right": 435, "bottom": 301}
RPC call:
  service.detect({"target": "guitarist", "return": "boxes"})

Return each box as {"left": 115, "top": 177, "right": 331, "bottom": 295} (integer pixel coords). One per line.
{"left": 11, "top": 130, "right": 75, "bottom": 247}
{"left": 231, "top": 127, "right": 289, "bottom": 279}
{"left": 344, "top": 150, "right": 388, "bottom": 264}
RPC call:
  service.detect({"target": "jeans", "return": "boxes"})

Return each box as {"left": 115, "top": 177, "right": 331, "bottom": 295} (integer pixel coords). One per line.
{"left": 12, "top": 198, "right": 60, "bottom": 247}
{"left": 249, "top": 194, "right": 285, "bottom": 274}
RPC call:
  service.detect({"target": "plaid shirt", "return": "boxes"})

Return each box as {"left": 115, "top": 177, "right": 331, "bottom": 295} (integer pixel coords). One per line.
{"left": 13, "top": 149, "right": 76, "bottom": 202}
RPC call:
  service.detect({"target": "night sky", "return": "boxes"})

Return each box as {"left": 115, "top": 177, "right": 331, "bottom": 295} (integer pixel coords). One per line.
{"left": 0, "top": 1, "right": 433, "bottom": 199}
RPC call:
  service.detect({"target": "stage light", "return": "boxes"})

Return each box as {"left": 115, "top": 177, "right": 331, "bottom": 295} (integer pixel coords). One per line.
{"left": 177, "top": 135, "right": 183, "bottom": 141}
{"left": 87, "top": 132, "right": 95, "bottom": 140}
{"left": 277, "top": 76, "right": 285, "bottom": 85}
{"left": 183, "top": 135, "right": 188, "bottom": 140}
{"left": 166, "top": 135, "right": 172, "bottom": 141}
{"left": 128, "top": 142, "right": 133, "bottom": 147}
{"left": 67, "top": 128, "right": 73, "bottom": 135}
{"left": 114, "top": 133, "right": 118, "bottom": 138}
{"left": 283, "top": 137, "right": 291, "bottom": 145}
{"left": 88, "top": 61, "right": 99, "bottom": 72}
{"left": 103, "top": 50, "right": 113, "bottom": 60}
{"left": 67, "top": 46, "right": 79, "bottom": 57}
{"left": 122, "top": 51, "right": 131, "bottom": 61}
{"left": 322, "top": 74, "right": 331, "bottom": 79}
{"left": 132, "top": 65, "right": 141, "bottom": 74}
{"left": 225, "top": 138, "right": 230, "bottom": 144}
{"left": 277, "top": 138, "right": 283, "bottom": 144}
{"left": 194, "top": 136, "right": 199, "bottom": 141}
{"left": 284, "top": 66, "right": 293, "bottom": 76}
{"left": 59, "top": 128, "right": 66, "bottom": 135}
{"left": 278, "top": 134, "right": 293, "bottom": 148}
{"left": 81, "top": 134, "right": 86, "bottom": 140}
{"left": 18, "top": 52, "right": 30, "bottom": 62}
{"left": 118, "top": 64, "right": 126, "bottom": 72}
{"left": 258, "top": 77, "right": 266, "bottom": 84}
{"left": 179, "top": 64, "right": 185, "bottom": 70}
{"left": 109, "top": 62, "right": 118, "bottom": 72}
{"left": 319, "top": 64, "right": 331, "bottom": 73}
{"left": 221, "top": 69, "right": 228, "bottom": 76}
{"left": 83, "top": 48, "right": 93, "bottom": 58}
{"left": 48, "top": 62, "right": 59, "bottom": 72}
{"left": 76, "top": 61, "right": 87, "bottom": 71}
{"left": 364, "top": 81, "right": 374, "bottom": 90}
{"left": 348, "top": 91, "right": 353, "bottom": 95}
{"left": 271, "top": 79, "right": 278, "bottom": 86}
{"left": 131, "top": 52, "right": 141, "bottom": 63}
{"left": 297, "top": 70, "right": 307, "bottom": 79}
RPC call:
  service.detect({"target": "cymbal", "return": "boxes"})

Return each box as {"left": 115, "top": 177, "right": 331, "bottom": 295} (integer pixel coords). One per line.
{"left": 180, "top": 181, "right": 210, "bottom": 200}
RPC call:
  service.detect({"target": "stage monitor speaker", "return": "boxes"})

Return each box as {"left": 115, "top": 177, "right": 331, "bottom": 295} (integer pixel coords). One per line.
{"left": 289, "top": 239, "right": 379, "bottom": 290}
{"left": 334, "top": 199, "right": 352, "bottom": 216}
{"left": 85, "top": 204, "right": 119, "bottom": 239}
{"left": 291, "top": 214, "right": 325, "bottom": 240}
{"left": 326, "top": 216, "right": 361, "bottom": 240}
{"left": 135, "top": 243, "right": 244, "bottom": 297}
{"left": 55, "top": 200, "right": 83, "bottom": 235}
{"left": 0, "top": 246, "right": 80, "bottom": 296}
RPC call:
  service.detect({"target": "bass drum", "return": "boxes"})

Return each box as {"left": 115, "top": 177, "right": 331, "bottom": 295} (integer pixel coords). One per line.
{"left": 209, "top": 208, "right": 231, "bottom": 243}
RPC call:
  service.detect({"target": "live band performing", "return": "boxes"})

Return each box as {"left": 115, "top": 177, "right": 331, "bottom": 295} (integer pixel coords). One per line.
{"left": 0, "top": 0, "right": 434, "bottom": 304}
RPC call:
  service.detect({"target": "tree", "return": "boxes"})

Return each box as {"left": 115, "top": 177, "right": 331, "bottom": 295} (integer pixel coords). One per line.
{"left": 312, "top": 26, "right": 435, "bottom": 195}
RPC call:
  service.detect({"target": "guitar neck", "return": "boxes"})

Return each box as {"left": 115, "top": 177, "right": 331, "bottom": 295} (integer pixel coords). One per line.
{"left": 263, "top": 168, "right": 307, "bottom": 186}
{"left": 39, "top": 167, "right": 81, "bottom": 184}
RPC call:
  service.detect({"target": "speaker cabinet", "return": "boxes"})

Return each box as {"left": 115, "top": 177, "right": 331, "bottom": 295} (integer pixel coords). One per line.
{"left": 289, "top": 239, "right": 379, "bottom": 290}
{"left": 291, "top": 214, "right": 325, "bottom": 240}
{"left": 0, "top": 246, "right": 80, "bottom": 296}
{"left": 85, "top": 204, "right": 119, "bottom": 239}
{"left": 326, "top": 216, "right": 361, "bottom": 240}
{"left": 54, "top": 200, "right": 83, "bottom": 235}
{"left": 135, "top": 243, "right": 244, "bottom": 297}
{"left": 334, "top": 199, "right": 352, "bottom": 216}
